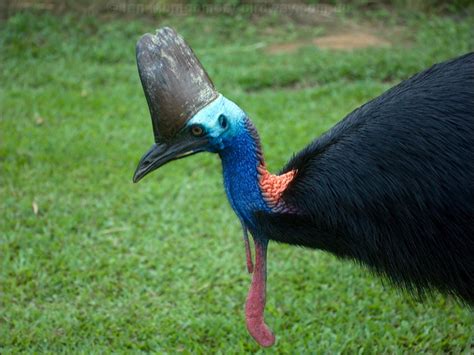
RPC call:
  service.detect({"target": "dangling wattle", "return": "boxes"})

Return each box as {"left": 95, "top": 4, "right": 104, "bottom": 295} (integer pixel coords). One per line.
{"left": 218, "top": 117, "right": 297, "bottom": 347}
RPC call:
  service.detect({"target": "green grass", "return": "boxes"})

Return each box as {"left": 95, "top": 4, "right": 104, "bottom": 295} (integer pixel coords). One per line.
{"left": 1, "top": 10, "right": 473, "bottom": 353}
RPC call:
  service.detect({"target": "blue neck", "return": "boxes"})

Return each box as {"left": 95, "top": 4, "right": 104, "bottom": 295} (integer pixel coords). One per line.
{"left": 219, "top": 120, "right": 270, "bottom": 228}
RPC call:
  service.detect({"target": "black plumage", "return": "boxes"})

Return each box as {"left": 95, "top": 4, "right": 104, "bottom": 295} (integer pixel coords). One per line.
{"left": 255, "top": 52, "right": 474, "bottom": 304}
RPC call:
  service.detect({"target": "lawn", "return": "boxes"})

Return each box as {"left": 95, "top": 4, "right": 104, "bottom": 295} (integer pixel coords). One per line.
{"left": 1, "top": 7, "right": 473, "bottom": 353}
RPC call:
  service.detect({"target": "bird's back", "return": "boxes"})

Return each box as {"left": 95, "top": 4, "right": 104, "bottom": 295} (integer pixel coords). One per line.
{"left": 255, "top": 52, "right": 474, "bottom": 303}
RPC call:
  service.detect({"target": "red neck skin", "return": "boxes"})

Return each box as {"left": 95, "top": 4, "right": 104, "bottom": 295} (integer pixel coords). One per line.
{"left": 258, "top": 164, "right": 297, "bottom": 212}
{"left": 245, "top": 237, "right": 275, "bottom": 347}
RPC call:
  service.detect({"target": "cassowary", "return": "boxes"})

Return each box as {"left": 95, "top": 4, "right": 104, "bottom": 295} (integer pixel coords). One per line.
{"left": 132, "top": 27, "right": 474, "bottom": 347}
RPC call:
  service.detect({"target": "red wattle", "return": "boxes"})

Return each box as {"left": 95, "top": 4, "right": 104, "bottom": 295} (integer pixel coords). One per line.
{"left": 245, "top": 238, "right": 275, "bottom": 347}
{"left": 244, "top": 234, "right": 254, "bottom": 274}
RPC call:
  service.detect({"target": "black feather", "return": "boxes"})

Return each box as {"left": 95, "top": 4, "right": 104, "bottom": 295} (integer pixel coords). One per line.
{"left": 255, "top": 52, "right": 474, "bottom": 304}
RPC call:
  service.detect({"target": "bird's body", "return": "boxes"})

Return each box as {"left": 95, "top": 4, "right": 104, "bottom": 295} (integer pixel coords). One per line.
{"left": 133, "top": 29, "right": 473, "bottom": 347}
{"left": 255, "top": 52, "right": 474, "bottom": 303}
{"left": 210, "top": 52, "right": 474, "bottom": 303}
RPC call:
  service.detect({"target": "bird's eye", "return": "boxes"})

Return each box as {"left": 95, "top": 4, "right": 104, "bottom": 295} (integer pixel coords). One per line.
{"left": 219, "top": 114, "right": 228, "bottom": 129}
{"left": 191, "top": 125, "right": 204, "bottom": 137}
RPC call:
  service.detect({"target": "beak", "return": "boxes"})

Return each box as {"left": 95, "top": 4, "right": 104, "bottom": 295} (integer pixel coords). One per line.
{"left": 133, "top": 137, "right": 207, "bottom": 183}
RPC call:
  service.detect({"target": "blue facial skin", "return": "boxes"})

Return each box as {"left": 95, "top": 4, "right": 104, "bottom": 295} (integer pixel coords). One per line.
{"left": 186, "top": 95, "right": 271, "bottom": 229}
{"left": 186, "top": 95, "right": 246, "bottom": 152}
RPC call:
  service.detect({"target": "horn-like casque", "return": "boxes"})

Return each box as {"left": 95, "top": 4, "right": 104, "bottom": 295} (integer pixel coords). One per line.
{"left": 136, "top": 27, "right": 218, "bottom": 141}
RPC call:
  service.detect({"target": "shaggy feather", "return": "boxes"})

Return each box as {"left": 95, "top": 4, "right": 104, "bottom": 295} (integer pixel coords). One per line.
{"left": 254, "top": 52, "right": 474, "bottom": 303}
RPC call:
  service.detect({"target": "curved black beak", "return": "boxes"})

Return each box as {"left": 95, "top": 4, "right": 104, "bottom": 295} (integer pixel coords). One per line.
{"left": 133, "top": 137, "right": 208, "bottom": 183}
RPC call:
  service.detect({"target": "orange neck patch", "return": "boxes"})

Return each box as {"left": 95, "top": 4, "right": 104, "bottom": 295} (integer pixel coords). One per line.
{"left": 258, "top": 165, "right": 297, "bottom": 210}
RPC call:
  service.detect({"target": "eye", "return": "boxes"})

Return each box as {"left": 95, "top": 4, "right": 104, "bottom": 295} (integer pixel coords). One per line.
{"left": 219, "top": 114, "right": 228, "bottom": 129}
{"left": 191, "top": 125, "right": 204, "bottom": 137}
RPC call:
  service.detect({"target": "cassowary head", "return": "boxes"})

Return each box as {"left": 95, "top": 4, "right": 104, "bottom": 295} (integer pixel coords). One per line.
{"left": 133, "top": 27, "right": 276, "bottom": 347}
{"left": 133, "top": 28, "right": 248, "bottom": 182}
